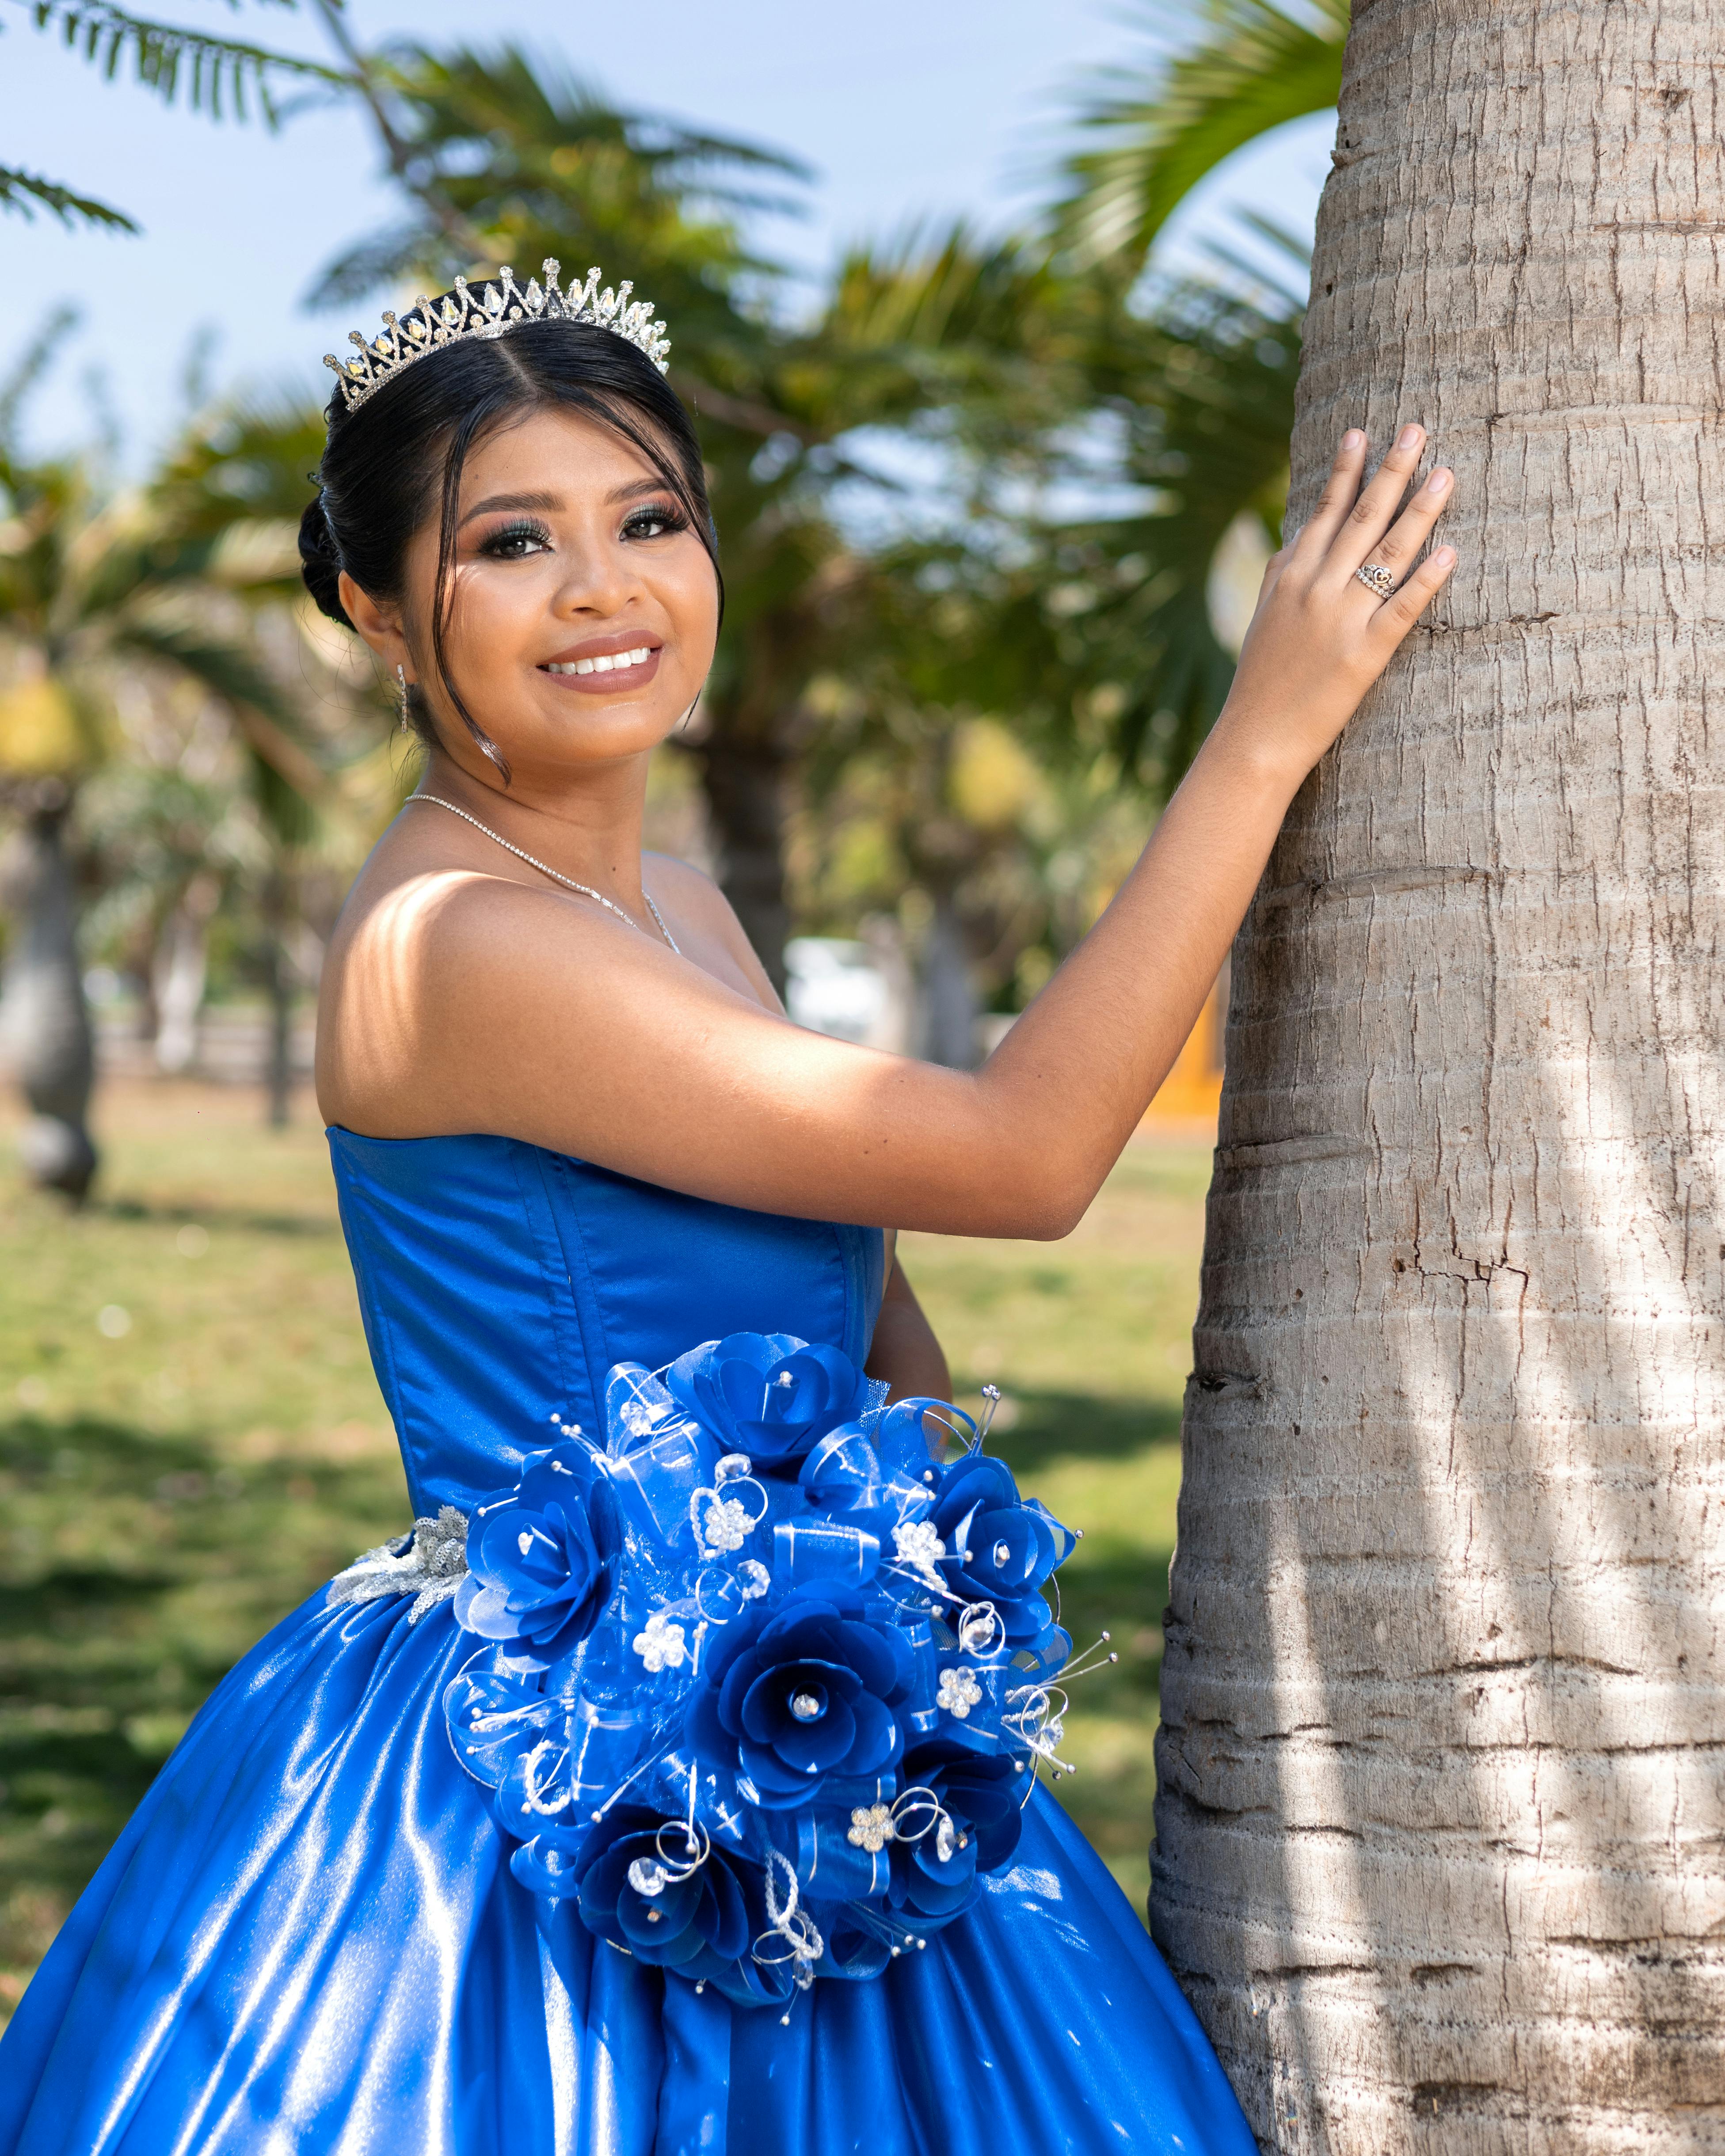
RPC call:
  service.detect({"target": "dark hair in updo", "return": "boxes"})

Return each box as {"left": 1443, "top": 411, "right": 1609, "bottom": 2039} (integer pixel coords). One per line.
{"left": 299, "top": 309, "right": 721, "bottom": 772}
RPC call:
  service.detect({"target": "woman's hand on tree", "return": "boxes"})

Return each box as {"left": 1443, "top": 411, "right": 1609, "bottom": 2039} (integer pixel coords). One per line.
{"left": 1215, "top": 423, "right": 1456, "bottom": 786}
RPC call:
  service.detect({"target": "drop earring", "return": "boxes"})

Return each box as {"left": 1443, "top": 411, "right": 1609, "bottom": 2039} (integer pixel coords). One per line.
{"left": 396, "top": 664, "right": 411, "bottom": 731}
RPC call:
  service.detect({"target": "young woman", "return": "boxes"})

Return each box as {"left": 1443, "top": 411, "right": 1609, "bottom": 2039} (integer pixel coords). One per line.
{"left": 0, "top": 262, "right": 1454, "bottom": 2155}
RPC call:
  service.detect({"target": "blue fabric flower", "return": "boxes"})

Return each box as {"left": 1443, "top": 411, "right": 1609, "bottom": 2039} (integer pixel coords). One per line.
{"left": 666, "top": 1333, "right": 873, "bottom": 1470}
{"left": 911, "top": 1740, "right": 1024, "bottom": 1868}
{"left": 685, "top": 1584, "right": 912, "bottom": 1804}
{"left": 454, "top": 1441, "right": 619, "bottom": 1670}
{"left": 572, "top": 1805, "right": 754, "bottom": 1977}
{"left": 930, "top": 1455, "right": 1073, "bottom": 1646}
{"left": 887, "top": 1742, "right": 1024, "bottom": 1924}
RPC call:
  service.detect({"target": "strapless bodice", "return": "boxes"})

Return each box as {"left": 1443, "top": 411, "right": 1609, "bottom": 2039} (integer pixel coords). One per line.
{"left": 328, "top": 1129, "right": 886, "bottom": 1515}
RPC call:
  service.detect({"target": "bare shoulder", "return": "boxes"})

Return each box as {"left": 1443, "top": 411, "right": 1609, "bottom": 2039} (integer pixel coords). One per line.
{"left": 318, "top": 860, "right": 616, "bottom": 1132}
{"left": 644, "top": 850, "right": 782, "bottom": 1013}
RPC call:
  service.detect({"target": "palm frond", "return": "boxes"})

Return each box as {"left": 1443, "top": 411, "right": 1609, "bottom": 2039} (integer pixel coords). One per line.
{"left": 1056, "top": 0, "right": 1346, "bottom": 268}
{"left": 1195, "top": 208, "right": 1313, "bottom": 313}
{"left": 151, "top": 394, "right": 327, "bottom": 543}
{"left": 305, "top": 42, "right": 807, "bottom": 317}
{"left": 113, "top": 616, "right": 335, "bottom": 831}
{"left": 0, "top": 305, "right": 82, "bottom": 455}
{"left": 1037, "top": 279, "right": 1303, "bottom": 789}
{"left": 824, "top": 222, "right": 1051, "bottom": 354}
{"left": 18, "top": 1, "right": 347, "bottom": 125}
{"left": 0, "top": 162, "right": 138, "bottom": 229}
{"left": 373, "top": 40, "right": 811, "bottom": 198}
{"left": 302, "top": 220, "right": 447, "bottom": 308}
{"left": 788, "top": 223, "right": 1087, "bottom": 447}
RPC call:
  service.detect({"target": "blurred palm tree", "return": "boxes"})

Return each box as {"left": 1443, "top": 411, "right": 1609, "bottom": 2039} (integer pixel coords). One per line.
{"left": 777, "top": 232, "right": 1304, "bottom": 1063}
{"left": 1035, "top": 274, "right": 1302, "bottom": 791}
{"left": 1026, "top": 0, "right": 1337, "bottom": 791}
{"left": 789, "top": 513, "right": 1167, "bottom": 1066}
{"left": 1054, "top": 0, "right": 1346, "bottom": 269}
{"left": 144, "top": 392, "right": 399, "bottom": 1122}
{"left": 80, "top": 762, "right": 254, "bottom": 1072}
{"left": 0, "top": 0, "right": 344, "bottom": 232}
{"left": 0, "top": 336, "right": 354, "bottom": 1186}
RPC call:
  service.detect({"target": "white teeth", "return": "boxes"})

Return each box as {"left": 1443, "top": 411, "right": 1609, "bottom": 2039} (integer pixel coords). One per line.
{"left": 548, "top": 647, "right": 655, "bottom": 677}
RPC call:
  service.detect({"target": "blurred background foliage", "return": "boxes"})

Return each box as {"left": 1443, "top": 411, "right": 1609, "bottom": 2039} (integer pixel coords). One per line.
{"left": 0, "top": 0, "right": 1327, "bottom": 1185}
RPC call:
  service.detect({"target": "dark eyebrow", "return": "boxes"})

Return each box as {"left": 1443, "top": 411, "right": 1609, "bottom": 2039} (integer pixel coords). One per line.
{"left": 459, "top": 490, "right": 560, "bottom": 527}
{"left": 458, "top": 476, "right": 671, "bottom": 528}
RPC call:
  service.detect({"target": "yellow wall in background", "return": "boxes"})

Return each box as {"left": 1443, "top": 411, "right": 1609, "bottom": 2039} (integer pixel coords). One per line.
{"left": 1140, "top": 970, "right": 1225, "bottom": 1132}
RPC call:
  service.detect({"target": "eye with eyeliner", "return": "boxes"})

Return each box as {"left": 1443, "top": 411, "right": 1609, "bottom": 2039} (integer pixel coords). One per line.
{"left": 622, "top": 500, "right": 688, "bottom": 542}
{"left": 473, "top": 502, "right": 689, "bottom": 559}
{"left": 476, "top": 518, "right": 553, "bottom": 560}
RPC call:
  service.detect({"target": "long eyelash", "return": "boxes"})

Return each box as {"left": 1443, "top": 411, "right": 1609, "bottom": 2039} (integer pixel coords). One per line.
{"left": 623, "top": 500, "right": 689, "bottom": 538}
{"left": 479, "top": 518, "right": 552, "bottom": 555}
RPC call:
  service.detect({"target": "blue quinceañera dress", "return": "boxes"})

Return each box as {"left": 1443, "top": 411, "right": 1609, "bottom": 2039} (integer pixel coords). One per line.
{"left": 0, "top": 1131, "right": 1253, "bottom": 2156}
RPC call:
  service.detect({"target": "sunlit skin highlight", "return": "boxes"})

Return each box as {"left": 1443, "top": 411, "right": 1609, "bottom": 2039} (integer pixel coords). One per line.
{"left": 319, "top": 408, "right": 1456, "bottom": 1402}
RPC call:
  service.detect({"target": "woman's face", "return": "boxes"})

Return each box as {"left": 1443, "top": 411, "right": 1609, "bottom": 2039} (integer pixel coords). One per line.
{"left": 392, "top": 403, "right": 720, "bottom": 787}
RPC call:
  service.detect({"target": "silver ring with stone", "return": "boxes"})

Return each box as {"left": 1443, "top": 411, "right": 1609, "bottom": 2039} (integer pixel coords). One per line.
{"left": 1355, "top": 561, "right": 1397, "bottom": 600}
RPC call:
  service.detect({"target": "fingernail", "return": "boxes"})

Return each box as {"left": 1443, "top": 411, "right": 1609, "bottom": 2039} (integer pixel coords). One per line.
{"left": 1425, "top": 469, "right": 1450, "bottom": 494}
{"left": 1433, "top": 546, "right": 1456, "bottom": 567}
{"left": 1342, "top": 429, "right": 1365, "bottom": 450}
{"left": 1398, "top": 424, "right": 1424, "bottom": 449}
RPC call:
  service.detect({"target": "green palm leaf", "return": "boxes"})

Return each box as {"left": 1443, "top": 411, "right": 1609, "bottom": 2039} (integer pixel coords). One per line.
{"left": 1077, "top": 278, "right": 1300, "bottom": 784}
{"left": 14, "top": 1, "right": 344, "bottom": 124}
{"left": 1057, "top": 0, "right": 1347, "bottom": 267}
{"left": 0, "top": 163, "right": 138, "bottom": 229}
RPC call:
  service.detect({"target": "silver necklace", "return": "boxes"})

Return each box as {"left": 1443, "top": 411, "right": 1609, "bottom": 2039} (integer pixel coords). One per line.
{"left": 408, "top": 794, "right": 681, "bottom": 954}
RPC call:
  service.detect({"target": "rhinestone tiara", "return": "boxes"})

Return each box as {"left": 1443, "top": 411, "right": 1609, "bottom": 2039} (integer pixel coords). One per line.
{"left": 324, "top": 259, "right": 671, "bottom": 414}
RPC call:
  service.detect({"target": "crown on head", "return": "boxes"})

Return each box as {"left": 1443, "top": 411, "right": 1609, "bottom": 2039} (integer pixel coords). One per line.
{"left": 324, "top": 259, "right": 671, "bottom": 414}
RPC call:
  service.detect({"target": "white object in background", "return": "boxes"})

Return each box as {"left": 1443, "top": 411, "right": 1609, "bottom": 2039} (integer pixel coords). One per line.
{"left": 784, "top": 938, "right": 892, "bottom": 1047}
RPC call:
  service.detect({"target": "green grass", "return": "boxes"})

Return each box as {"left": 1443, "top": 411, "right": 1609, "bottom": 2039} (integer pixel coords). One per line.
{"left": 0, "top": 1084, "right": 1209, "bottom": 2017}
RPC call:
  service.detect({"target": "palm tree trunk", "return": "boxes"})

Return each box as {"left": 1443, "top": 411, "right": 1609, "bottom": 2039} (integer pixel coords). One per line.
{"left": 1151, "top": 6, "right": 1725, "bottom": 2150}
{"left": 917, "top": 882, "right": 979, "bottom": 1069}
{"left": 152, "top": 873, "right": 218, "bottom": 1076}
{"left": 0, "top": 785, "right": 98, "bottom": 1201}
{"left": 699, "top": 731, "right": 792, "bottom": 999}
{"left": 259, "top": 866, "right": 294, "bottom": 1129}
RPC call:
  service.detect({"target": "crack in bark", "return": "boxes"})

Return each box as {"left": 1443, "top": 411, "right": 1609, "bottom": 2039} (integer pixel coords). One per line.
{"left": 1214, "top": 1133, "right": 1360, "bottom": 1171}
{"left": 1260, "top": 865, "right": 1489, "bottom": 911}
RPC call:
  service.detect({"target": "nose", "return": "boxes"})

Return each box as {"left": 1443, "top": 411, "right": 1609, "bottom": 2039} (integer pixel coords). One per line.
{"left": 548, "top": 527, "right": 646, "bottom": 619}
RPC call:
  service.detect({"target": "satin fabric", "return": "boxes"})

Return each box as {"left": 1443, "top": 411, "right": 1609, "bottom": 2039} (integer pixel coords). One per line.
{"left": 0, "top": 1130, "right": 1254, "bottom": 2156}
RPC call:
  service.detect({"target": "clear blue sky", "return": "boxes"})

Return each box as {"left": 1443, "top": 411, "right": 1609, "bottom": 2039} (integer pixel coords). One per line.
{"left": 0, "top": 0, "right": 1334, "bottom": 468}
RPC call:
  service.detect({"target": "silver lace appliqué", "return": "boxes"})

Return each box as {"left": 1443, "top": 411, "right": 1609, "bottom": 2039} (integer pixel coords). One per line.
{"left": 328, "top": 1504, "right": 470, "bottom": 1624}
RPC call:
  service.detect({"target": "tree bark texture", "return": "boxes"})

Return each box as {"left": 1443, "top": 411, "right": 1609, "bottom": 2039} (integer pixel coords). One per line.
{"left": 259, "top": 867, "right": 295, "bottom": 1131}
{"left": 916, "top": 882, "right": 981, "bottom": 1069}
{"left": 1151, "top": 5, "right": 1725, "bottom": 2151}
{"left": 700, "top": 733, "right": 792, "bottom": 1000}
{"left": 0, "top": 792, "right": 97, "bottom": 1201}
{"left": 152, "top": 874, "right": 218, "bottom": 1077}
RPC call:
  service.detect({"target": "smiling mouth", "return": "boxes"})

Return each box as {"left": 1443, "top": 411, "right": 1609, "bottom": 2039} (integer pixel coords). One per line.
{"left": 545, "top": 646, "right": 656, "bottom": 677}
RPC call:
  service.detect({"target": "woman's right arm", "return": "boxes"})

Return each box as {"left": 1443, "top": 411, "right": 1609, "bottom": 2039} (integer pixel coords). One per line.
{"left": 328, "top": 427, "right": 1454, "bottom": 1238}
